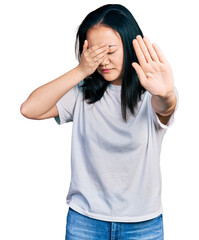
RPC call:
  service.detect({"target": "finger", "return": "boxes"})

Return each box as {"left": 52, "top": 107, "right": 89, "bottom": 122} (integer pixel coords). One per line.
{"left": 90, "top": 45, "right": 109, "bottom": 58}
{"left": 132, "top": 38, "right": 147, "bottom": 68}
{"left": 136, "top": 35, "right": 152, "bottom": 63}
{"left": 87, "top": 43, "right": 107, "bottom": 54}
{"left": 97, "top": 54, "right": 108, "bottom": 65}
{"left": 93, "top": 48, "right": 109, "bottom": 63}
{"left": 132, "top": 62, "right": 147, "bottom": 88}
{"left": 143, "top": 37, "right": 159, "bottom": 62}
{"left": 152, "top": 43, "right": 167, "bottom": 63}
{"left": 82, "top": 40, "right": 89, "bottom": 53}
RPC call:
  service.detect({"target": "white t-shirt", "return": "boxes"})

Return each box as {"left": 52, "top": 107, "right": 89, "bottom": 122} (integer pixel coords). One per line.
{"left": 54, "top": 82, "right": 179, "bottom": 222}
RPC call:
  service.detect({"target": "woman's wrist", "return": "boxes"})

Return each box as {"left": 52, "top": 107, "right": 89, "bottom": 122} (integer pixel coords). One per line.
{"left": 152, "top": 90, "right": 177, "bottom": 116}
{"left": 75, "top": 65, "right": 88, "bottom": 80}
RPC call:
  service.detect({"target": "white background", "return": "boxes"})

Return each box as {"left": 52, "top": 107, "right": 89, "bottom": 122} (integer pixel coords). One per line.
{"left": 0, "top": 0, "right": 198, "bottom": 239}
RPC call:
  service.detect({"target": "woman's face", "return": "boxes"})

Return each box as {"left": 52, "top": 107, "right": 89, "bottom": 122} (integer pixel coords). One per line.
{"left": 86, "top": 25, "right": 124, "bottom": 86}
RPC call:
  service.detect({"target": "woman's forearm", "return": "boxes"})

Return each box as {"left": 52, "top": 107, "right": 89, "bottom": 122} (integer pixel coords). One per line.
{"left": 20, "top": 66, "right": 86, "bottom": 118}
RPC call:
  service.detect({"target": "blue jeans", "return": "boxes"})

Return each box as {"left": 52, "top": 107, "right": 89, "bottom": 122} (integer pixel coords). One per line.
{"left": 65, "top": 207, "right": 164, "bottom": 240}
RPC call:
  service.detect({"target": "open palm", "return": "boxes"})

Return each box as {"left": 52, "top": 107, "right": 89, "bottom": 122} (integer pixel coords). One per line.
{"left": 132, "top": 35, "right": 174, "bottom": 98}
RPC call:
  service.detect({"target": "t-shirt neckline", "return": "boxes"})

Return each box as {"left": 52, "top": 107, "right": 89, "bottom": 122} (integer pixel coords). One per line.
{"left": 108, "top": 84, "right": 122, "bottom": 90}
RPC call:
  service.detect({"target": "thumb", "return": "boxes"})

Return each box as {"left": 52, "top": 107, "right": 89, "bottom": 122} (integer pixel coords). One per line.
{"left": 132, "top": 62, "right": 147, "bottom": 87}
{"left": 82, "top": 40, "right": 88, "bottom": 53}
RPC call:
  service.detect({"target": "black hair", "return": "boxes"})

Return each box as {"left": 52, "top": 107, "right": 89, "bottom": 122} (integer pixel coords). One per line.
{"left": 75, "top": 4, "right": 146, "bottom": 122}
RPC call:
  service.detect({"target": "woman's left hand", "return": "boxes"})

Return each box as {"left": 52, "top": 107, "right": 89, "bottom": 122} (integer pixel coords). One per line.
{"left": 132, "top": 35, "right": 174, "bottom": 98}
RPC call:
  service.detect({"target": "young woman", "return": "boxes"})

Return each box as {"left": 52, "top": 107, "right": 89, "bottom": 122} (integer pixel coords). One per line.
{"left": 20, "top": 4, "right": 178, "bottom": 240}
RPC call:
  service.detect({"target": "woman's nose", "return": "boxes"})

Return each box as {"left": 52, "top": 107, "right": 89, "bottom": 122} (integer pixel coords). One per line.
{"left": 100, "top": 56, "right": 110, "bottom": 66}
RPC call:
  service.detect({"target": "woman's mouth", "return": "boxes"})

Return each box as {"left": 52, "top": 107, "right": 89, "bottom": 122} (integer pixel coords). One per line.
{"left": 102, "top": 69, "right": 112, "bottom": 73}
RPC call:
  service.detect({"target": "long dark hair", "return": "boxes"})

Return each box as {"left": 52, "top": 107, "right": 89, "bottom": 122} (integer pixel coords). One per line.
{"left": 75, "top": 4, "right": 146, "bottom": 122}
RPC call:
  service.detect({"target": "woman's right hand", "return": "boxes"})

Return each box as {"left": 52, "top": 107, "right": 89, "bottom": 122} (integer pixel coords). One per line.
{"left": 77, "top": 40, "right": 109, "bottom": 78}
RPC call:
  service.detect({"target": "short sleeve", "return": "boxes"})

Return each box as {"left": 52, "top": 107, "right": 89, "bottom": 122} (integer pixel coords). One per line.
{"left": 54, "top": 85, "right": 79, "bottom": 125}
{"left": 147, "top": 86, "right": 179, "bottom": 130}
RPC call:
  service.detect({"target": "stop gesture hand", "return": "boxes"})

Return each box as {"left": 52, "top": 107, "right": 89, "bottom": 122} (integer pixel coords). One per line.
{"left": 132, "top": 35, "right": 174, "bottom": 98}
